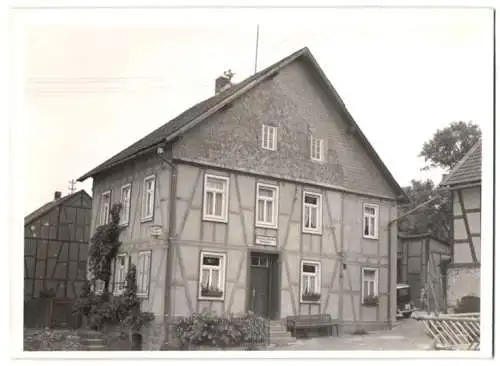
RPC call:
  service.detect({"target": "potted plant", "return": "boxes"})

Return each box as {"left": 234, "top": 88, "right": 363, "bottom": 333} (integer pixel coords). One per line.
{"left": 362, "top": 295, "right": 379, "bottom": 306}
{"left": 201, "top": 285, "right": 223, "bottom": 298}
{"left": 302, "top": 290, "right": 321, "bottom": 302}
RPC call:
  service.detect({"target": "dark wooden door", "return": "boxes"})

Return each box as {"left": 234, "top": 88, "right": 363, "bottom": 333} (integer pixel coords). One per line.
{"left": 249, "top": 253, "right": 270, "bottom": 318}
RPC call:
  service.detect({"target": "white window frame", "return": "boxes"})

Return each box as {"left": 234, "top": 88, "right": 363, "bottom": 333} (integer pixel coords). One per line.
{"left": 363, "top": 203, "right": 379, "bottom": 239}
{"left": 255, "top": 183, "right": 279, "bottom": 229}
{"left": 198, "top": 251, "right": 226, "bottom": 301}
{"left": 310, "top": 136, "right": 324, "bottom": 162}
{"left": 99, "top": 190, "right": 111, "bottom": 226}
{"left": 203, "top": 174, "right": 229, "bottom": 223}
{"left": 113, "top": 253, "right": 128, "bottom": 295}
{"left": 300, "top": 260, "right": 321, "bottom": 303}
{"left": 94, "top": 279, "right": 105, "bottom": 294}
{"left": 361, "top": 267, "right": 379, "bottom": 303}
{"left": 261, "top": 124, "right": 277, "bottom": 151}
{"left": 141, "top": 175, "right": 155, "bottom": 221}
{"left": 302, "top": 191, "right": 323, "bottom": 234}
{"left": 119, "top": 183, "right": 132, "bottom": 226}
{"left": 137, "top": 251, "right": 152, "bottom": 298}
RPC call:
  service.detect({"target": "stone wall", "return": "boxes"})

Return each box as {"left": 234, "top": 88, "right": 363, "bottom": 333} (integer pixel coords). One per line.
{"left": 446, "top": 265, "right": 480, "bottom": 311}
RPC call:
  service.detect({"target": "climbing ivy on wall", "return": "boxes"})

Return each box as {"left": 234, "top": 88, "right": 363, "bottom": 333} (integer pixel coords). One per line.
{"left": 73, "top": 203, "right": 154, "bottom": 337}
{"left": 87, "top": 203, "right": 123, "bottom": 294}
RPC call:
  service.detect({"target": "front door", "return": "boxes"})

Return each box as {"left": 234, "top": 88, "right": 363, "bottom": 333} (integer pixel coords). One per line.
{"left": 249, "top": 253, "right": 270, "bottom": 318}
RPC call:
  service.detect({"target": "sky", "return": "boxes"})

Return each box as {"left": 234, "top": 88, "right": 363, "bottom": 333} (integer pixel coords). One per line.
{"left": 14, "top": 7, "right": 494, "bottom": 216}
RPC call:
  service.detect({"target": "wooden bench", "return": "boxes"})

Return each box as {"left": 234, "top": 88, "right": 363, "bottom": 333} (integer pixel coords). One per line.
{"left": 286, "top": 314, "right": 339, "bottom": 337}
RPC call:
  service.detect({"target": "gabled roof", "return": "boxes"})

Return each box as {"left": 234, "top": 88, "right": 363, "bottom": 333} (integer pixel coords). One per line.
{"left": 77, "top": 47, "right": 407, "bottom": 202}
{"left": 24, "top": 190, "right": 92, "bottom": 226}
{"left": 440, "top": 139, "right": 481, "bottom": 187}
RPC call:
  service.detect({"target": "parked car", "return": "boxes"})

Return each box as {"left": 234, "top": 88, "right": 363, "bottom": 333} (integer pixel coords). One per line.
{"left": 396, "top": 283, "right": 416, "bottom": 318}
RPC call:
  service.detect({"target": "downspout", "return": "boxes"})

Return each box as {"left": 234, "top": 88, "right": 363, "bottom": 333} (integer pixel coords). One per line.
{"left": 156, "top": 144, "right": 177, "bottom": 343}
{"left": 387, "top": 218, "right": 394, "bottom": 328}
{"left": 163, "top": 156, "right": 177, "bottom": 341}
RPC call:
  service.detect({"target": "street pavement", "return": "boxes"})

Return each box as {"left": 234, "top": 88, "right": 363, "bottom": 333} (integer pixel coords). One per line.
{"left": 278, "top": 318, "right": 433, "bottom": 351}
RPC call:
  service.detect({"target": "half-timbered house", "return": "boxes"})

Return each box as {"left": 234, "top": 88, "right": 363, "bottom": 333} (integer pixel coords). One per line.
{"left": 440, "top": 140, "right": 481, "bottom": 311}
{"left": 397, "top": 233, "right": 451, "bottom": 312}
{"left": 78, "top": 47, "right": 408, "bottom": 348}
{"left": 24, "top": 189, "right": 92, "bottom": 327}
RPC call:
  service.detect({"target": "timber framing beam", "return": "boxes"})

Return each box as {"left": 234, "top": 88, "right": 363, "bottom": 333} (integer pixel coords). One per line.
{"left": 457, "top": 190, "right": 479, "bottom": 263}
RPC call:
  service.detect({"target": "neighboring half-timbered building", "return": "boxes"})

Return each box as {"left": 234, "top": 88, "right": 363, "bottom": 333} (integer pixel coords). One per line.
{"left": 78, "top": 47, "right": 408, "bottom": 348}
{"left": 24, "top": 190, "right": 92, "bottom": 327}
{"left": 397, "top": 233, "right": 451, "bottom": 312}
{"left": 440, "top": 140, "right": 481, "bottom": 311}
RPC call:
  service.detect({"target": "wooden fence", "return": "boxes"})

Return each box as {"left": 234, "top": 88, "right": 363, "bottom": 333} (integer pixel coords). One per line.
{"left": 413, "top": 313, "right": 480, "bottom": 350}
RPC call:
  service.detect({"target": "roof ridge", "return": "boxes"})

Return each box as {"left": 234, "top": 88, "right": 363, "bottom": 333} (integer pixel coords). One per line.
{"left": 76, "top": 46, "right": 406, "bottom": 201}
{"left": 24, "top": 189, "right": 90, "bottom": 224}
{"left": 77, "top": 47, "right": 309, "bottom": 182}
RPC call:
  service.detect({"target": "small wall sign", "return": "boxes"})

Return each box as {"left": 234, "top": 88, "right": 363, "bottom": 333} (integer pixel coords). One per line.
{"left": 255, "top": 235, "right": 277, "bottom": 246}
{"left": 149, "top": 225, "right": 163, "bottom": 238}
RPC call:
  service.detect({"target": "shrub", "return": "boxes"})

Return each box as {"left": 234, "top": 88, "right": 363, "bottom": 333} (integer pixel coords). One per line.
{"left": 173, "top": 311, "right": 268, "bottom": 349}
{"left": 73, "top": 204, "right": 153, "bottom": 340}
{"left": 73, "top": 265, "right": 154, "bottom": 333}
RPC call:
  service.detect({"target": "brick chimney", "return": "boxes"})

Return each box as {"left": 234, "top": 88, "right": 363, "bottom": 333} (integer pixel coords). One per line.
{"left": 215, "top": 69, "right": 234, "bottom": 94}
{"left": 54, "top": 191, "right": 62, "bottom": 200}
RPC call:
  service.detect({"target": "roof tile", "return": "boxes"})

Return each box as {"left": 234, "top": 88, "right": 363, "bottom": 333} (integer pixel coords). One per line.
{"left": 441, "top": 140, "right": 481, "bottom": 186}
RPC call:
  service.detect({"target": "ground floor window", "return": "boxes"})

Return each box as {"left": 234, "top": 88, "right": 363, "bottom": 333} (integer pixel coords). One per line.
{"left": 113, "top": 254, "right": 128, "bottom": 295}
{"left": 137, "top": 251, "right": 151, "bottom": 298}
{"left": 198, "top": 251, "right": 226, "bottom": 300}
{"left": 94, "top": 279, "right": 105, "bottom": 294}
{"left": 361, "top": 267, "right": 379, "bottom": 305}
{"left": 300, "top": 260, "right": 321, "bottom": 303}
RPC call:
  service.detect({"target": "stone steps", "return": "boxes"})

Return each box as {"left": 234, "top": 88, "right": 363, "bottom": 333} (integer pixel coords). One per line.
{"left": 268, "top": 320, "right": 297, "bottom": 347}
{"left": 75, "top": 330, "right": 107, "bottom": 351}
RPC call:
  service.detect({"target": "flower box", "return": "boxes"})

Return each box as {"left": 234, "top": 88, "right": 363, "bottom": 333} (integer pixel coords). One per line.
{"left": 302, "top": 293, "right": 321, "bottom": 302}
{"left": 362, "top": 296, "right": 379, "bottom": 306}
{"left": 201, "top": 288, "right": 223, "bottom": 298}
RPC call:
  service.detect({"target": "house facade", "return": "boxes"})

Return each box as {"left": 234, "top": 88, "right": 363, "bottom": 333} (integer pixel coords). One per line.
{"left": 397, "top": 233, "right": 451, "bottom": 312}
{"left": 440, "top": 140, "right": 481, "bottom": 311}
{"left": 78, "top": 48, "right": 407, "bottom": 348}
{"left": 24, "top": 190, "right": 92, "bottom": 327}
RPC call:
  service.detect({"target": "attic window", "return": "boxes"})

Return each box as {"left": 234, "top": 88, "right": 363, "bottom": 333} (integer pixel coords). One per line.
{"left": 310, "top": 136, "right": 324, "bottom": 162}
{"left": 262, "top": 125, "right": 277, "bottom": 151}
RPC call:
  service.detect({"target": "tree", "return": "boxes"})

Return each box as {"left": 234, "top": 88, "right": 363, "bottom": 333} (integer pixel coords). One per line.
{"left": 419, "top": 121, "right": 481, "bottom": 171}
{"left": 398, "top": 179, "right": 451, "bottom": 242}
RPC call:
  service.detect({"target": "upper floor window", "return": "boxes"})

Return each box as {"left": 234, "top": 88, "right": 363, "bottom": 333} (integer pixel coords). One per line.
{"left": 100, "top": 190, "right": 111, "bottom": 226}
{"left": 261, "top": 124, "right": 277, "bottom": 151}
{"left": 141, "top": 175, "right": 155, "bottom": 221}
{"left": 256, "top": 183, "right": 279, "bottom": 228}
{"left": 198, "top": 251, "right": 226, "bottom": 301}
{"left": 303, "top": 191, "right": 322, "bottom": 234}
{"left": 203, "top": 174, "right": 229, "bottom": 222}
{"left": 310, "top": 136, "right": 324, "bottom": 162}
{"left": 137, "top": 251, "right": 152, "bottom": 298}
{"left": 120, "top": 184, "right": 132, "bottom": 226}
{"left": 363, "top": 204, "right": 379, "bottom": 239}
{"left": 300, "top": 260, "right": 321, "bottom": 303}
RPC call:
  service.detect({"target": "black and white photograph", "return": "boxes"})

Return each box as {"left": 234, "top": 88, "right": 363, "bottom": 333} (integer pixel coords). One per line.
{"left": 5, "top": 0, "right": 495, "bottom": 361}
